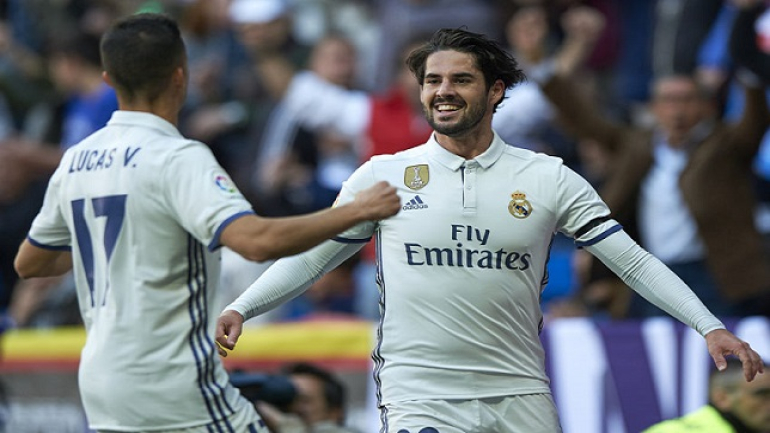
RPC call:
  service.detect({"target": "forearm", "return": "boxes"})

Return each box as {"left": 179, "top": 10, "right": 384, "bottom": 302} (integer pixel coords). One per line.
{"left": 538, "top": 73, "right": 623, "bottom": 147}
{"left": 554, "top": 35, "right": 596, "bottom": 77}
{"left": 227, "top": 240, "right": 361, "bottom": 320}
{"left": 585, "top": 231, "right": 725, "bottom": 336}
{"left": 733, "top": 78, "right": 770, "bottom": 148}
{"left": 222, "top": 203, "right": 371, "bottom": 262}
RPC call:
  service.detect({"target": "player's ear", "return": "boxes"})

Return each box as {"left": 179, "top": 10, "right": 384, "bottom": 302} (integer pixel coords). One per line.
{"left": 102, "top": 71, "right": 114, "bottom": 88}
{"left": 489, "top": 78, "right": 505, "bottom": 106}
{"left": 171, "top": 66, "right": 185, "bottom": 87}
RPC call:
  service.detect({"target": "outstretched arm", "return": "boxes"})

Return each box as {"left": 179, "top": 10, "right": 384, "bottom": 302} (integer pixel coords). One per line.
{"left": 584, "top": 229, "right": 765, "bottom": 381}
{"left": 220, "top": 180, "right": 398, "bottom": 262}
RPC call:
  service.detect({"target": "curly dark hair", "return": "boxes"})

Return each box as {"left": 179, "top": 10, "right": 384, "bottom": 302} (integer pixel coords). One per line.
{"left": 405, "top": 27, "right": 526, "bottom": 110}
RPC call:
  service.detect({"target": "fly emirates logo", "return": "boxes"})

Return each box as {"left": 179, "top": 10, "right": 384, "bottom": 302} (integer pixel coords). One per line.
{"left": 403, "top": 224, "right": 531, "bottom": 270}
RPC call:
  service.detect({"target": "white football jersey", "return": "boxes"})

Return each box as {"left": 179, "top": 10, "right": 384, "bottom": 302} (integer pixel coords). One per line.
{"left": 333, "top": 132, "right": 617, "bottom": 405}
{"left": 27, "top": 111, "right": 257, "bottom": 430}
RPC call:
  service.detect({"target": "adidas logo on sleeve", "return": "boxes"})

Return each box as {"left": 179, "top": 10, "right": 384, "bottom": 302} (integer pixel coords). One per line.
{"left": 402, "top": 195, "right": 428, "bottom": 211}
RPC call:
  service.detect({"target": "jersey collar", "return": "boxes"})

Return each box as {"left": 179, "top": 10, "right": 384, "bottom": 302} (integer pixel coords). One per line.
{"left": 107, "top": 111, "right": 184, "bottom": 138}
{"left": 426, "top": 131, "right": 506, "bottom": 171}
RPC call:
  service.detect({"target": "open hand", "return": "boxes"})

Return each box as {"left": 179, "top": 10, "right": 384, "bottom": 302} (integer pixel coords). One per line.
{"left": 705, "top": 329, "right": 765, "bottom": 381}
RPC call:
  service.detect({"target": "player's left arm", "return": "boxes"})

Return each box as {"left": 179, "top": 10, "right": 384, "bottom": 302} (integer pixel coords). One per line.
{"left": 14, "top": 239, "right": 73, "bottom": 278}
{"left": 557, "top": 163, "right": 765, "bottom": 381}
{"left": 585, "top": 230, "right": 765, "bottom": 381}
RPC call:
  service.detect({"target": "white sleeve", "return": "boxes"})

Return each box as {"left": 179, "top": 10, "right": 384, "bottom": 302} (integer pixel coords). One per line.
{"left": 226, "top": 240, "right": 365, "bottom": 320}
{"left": 163, "top": 142, "right": 254, "bottom": 251}
{"left": 584, "top": 230, "right": 725, "bottom": 336}
{"left": 553, "top": 161, "right": 613, "bottom": 240}
{"left": 282, "top": 71, "right": 371, "bottom": 139}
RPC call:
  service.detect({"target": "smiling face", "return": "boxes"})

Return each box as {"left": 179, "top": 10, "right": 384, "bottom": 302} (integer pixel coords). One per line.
{"left": 419, "top": 50, "right": 503, "bottom": 139}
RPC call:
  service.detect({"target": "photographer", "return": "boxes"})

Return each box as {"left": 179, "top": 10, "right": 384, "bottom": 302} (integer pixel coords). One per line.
{"left": 233, "top": 362, "right": 360, "bottom": 433}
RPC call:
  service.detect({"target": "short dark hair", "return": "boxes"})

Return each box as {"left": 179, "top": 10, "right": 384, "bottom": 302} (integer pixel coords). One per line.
{"left": 100, "top": 13, "right": 186, "bottom": 103}
{"left": 282, "top": 362, "right": 346, "bottom": 413}
{"left": 405, "top": 27, "right": 526, "bottom": 110}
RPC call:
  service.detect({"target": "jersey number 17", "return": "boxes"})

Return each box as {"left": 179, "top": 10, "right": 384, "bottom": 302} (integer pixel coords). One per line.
{"left": 71, "top": 194, "right": 127, "bottom": 307}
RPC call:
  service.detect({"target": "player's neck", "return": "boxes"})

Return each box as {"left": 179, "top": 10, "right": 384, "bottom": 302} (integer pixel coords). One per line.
{"left": 434, "top": 128, "right": 494, "bottom": 160}
{"left": 118, "top": 99, "right": 180, "bottom": 127}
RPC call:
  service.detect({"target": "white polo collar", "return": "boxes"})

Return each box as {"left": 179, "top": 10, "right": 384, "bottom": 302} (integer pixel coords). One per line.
{"left": 426, "top": 131, "right": 506, "bottom": 171}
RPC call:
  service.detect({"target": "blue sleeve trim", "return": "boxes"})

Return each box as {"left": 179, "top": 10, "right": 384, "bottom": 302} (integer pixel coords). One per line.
{"left": 574, "top": 224, "right": 622, "bottom": 249}
{"left": 208, "top": 210, "right": 256, "bottom": 252}
{"left": 332, "top": 235, "right": 372, "bottom": 244}
{"left": 27, "top": 235, "right": 72, "bottom": 252}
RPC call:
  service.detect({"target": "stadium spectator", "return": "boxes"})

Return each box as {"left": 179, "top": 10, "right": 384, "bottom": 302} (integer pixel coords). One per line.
{"left": 370, "top": 0, "right": 501, "bottom": 91}
{"left": 536, "top": 0, "right": 770, "bottom": 318}
{"left": 218, "top": 27, "right": 764, "bottom": 432}
{"left": 12, "top": 13, "right": 399, "bottom": 432}
{"left": 694, "top": 0, "right": 770, "bottom": 259}
{"left": 642, "top": 358, "right": 770, "bottom": 433}
{"left": 239, "top": 33, "right": 433, "bottom": 320}
{"left": 492, "top": 4, "right": 570, "bottom": 154}
{"left": 257, "top": 362, "right": 361, "bottom": 433}
{"left": 179, "top": 0, "right": 313, "bottom": 198}
{"left": 253, "top": 33, "right": 361, "bottom": 217}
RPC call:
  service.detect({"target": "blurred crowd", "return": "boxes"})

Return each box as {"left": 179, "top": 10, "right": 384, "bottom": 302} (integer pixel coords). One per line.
{"left": 0, "top": 0, "right": 769, "bottom": 331}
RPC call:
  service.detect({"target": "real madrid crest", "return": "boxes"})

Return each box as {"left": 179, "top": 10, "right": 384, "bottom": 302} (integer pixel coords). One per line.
{"left": 404, "top": 164, "right": 429, "bottom": 190}
{"left": 508, "top": 191, "right": 533, "bottom": 219}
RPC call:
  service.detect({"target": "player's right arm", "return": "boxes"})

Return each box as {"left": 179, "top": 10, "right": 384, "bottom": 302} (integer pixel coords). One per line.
{"left": 219, "top": 180, "right": 399, "bottom": 262}
{"left": 14, "top": 240, "right": 72, "bottom": 278}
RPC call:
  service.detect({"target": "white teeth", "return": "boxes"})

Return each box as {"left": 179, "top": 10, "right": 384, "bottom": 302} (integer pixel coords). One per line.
{"left": 436, "top": 104, "right": 460, "bottom": 111}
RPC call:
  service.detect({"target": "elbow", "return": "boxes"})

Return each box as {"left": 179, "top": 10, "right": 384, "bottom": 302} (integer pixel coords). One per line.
{"left": 241, "top": 250, "right": 273, "bottom": 263}
{"left": 14, "top": 257, "right": 36, "bottom": 280}
{"left": 238, "top": 241, "right": 281, "bottom": 263}
{"left": 219, "top": 215, "right": 286, "bottom": 263}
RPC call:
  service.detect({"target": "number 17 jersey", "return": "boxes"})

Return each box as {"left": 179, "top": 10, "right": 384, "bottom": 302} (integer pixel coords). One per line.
{"left": 26, "top": 111, "right": 256, "bottom": 430}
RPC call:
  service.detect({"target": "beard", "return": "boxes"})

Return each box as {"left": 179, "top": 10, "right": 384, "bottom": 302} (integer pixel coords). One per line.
{"left": 424, "top": 96, "right": 487, "bottom": 137}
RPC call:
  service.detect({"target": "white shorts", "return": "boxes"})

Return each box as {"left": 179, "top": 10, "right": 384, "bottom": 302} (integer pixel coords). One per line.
{"left": 381, "top": 394, "right": 562, "bottom": 433}
{"left": 97, "top": 401, "right": 268, "bottom": 433}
